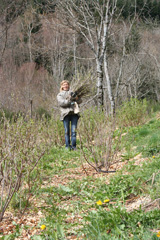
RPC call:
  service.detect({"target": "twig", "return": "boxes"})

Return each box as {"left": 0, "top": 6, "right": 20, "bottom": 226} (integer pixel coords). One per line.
{"left": 81, "top": 94, "right": 98, "bottom": 107}
{"left": 142, "top": 198, "right": 160, "bottom": 210}
{"left": 109, "top": 195, "right": 139, "bottom": 205}
{"left": 97, "top": 169, "right": 116, "bottom": 173}
{"left": 145, "top": 171, "right": 160, "bottom": 184}
{"left": 80, "top": 150, "right": 89, "bottom": 176}
{"left": 151, "top": 173, "right": 156, "bottom": 186}
{"left": 79, "top": 132, "right": 98, "bottom": 173}
{"left": 79, "top": 132, "right": 116, "bottom": 174}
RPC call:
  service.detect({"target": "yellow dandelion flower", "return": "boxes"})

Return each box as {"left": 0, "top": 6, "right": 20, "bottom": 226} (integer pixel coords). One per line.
{"left": 157, "top": 231, "right": 160, "bottom": 237}
{"left": 96, "top": 200, "right": 103, "bottom": 206}
{"left": 40, "top": 225, "right": 46, "bottom": 230}
{"left": 152, "top": 156, "right": 155, "bottom": 158}
{"left": 104, "top": 199, "right": 110, "bottom": 203}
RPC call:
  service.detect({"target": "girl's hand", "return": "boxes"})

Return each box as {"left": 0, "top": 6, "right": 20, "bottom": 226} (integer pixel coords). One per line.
{"left": 70, "top": 95, "right": 78, "bottom": 101}
{"left": 75, "top": 96, "right": 78, "bottom": 101}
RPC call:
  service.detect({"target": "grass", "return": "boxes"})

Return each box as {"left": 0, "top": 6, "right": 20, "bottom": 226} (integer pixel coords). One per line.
{"left": 31, "top": 150, "right": 160, "bottom": 239}
{"left": 1, "top": 112, "right": 160, "bottom": 240}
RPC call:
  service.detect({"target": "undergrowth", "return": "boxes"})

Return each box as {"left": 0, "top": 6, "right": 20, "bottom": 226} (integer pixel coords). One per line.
{"left": 1, "top": 102, "right": 160, "bottom": 240}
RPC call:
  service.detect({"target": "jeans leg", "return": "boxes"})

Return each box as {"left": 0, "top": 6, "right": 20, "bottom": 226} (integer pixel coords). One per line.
{"left": 63, "top": 115, "right": 70, "bottom": 148}
{"left": 71, "top": 114, "right": 79, "bottom": 149}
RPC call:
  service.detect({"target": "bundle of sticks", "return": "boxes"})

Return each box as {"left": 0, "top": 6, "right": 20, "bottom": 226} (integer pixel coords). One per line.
{"left": 71, "top": 83, "right": 91, "bottom": 99}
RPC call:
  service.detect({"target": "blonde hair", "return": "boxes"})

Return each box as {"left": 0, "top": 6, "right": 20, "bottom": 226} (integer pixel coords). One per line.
{"left": 60, "top": 80, "right": 70, "bottom": 92}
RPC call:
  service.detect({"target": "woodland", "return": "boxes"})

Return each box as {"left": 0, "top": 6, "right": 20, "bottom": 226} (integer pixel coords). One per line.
{"left": 0, "top": 0, "right": 160, "bottom": 115}
{"left": 0, "top": 0, "right": 160, "bottom": 240}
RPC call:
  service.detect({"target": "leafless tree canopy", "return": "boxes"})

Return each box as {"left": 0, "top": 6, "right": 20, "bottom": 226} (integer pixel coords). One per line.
{"left": 0, "top": 0, "right": 160, "bottom": 114}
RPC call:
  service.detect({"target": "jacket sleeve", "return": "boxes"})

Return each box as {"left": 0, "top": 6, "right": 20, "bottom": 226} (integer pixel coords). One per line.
{"left": 57, "top": 93, "right": 71, "bottom": 107}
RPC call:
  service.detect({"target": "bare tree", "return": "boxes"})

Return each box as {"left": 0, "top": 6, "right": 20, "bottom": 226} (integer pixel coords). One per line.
{"left": 56, "top": 0, "right": 118, "bottom": 109}
{"left": 0, "top": 0, "right": 27, "bottom": 61}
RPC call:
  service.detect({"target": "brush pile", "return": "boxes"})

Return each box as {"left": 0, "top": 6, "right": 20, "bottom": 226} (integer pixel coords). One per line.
{"left": 71, "top": 83, "right": 91, "bottom": 99}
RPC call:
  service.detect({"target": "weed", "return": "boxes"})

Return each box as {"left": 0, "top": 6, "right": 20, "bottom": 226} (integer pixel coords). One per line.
{"left": 81, "top": 207, "right": 160, "bottom": 240}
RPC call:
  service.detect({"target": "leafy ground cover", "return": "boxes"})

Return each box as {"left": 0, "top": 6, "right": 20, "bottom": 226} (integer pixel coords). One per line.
{"left": 0, "top": 114, "right": 160, "bottom": 240}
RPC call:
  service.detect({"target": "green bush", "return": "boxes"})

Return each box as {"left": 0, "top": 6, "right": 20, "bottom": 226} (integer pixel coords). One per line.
{"left": 36, "top": 107, "right": 51, "bottom": 119}
{"left": 116, "top": 98, "right": 148, "bottom": 127}
{"left": 79, "top": 107, "right": 108, "bottom": 142}
{"left": 0, "top": 109, "right": 18, "bottom": 122}
{"left": 46, "top": 117, "right": 65, "bottom": 147}
{"left": 144, "top": 133, "right": 160, "bottom": 156}
{"left": 147, "top": 100, "right": 160, "bottom": 113}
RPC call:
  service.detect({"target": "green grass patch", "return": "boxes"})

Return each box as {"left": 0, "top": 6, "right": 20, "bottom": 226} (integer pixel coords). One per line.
{"left": 121, "top": 118, "right": 160, "bottom": 158}
{"left": 32, "top": 153, "right": 160, "bottom": 239}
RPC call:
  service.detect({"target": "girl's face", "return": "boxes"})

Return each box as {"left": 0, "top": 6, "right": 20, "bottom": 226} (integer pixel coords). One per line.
{"left": 62, "top": 82, "right": 69, "bottom": 91}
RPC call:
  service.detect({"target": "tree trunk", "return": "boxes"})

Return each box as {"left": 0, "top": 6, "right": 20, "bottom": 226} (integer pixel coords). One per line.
{"left": 104, "top": 52, "right": 115, "bottom": 114}
{"left": 96, "top": 59, "right": 103, "bottom": 108}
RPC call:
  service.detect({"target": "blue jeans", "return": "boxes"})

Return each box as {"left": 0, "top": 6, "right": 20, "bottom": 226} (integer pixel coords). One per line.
{"left": 63, "top": 114, "right": 79, "bottom": 149}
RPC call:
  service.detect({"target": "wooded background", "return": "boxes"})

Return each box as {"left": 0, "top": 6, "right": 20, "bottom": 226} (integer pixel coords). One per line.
{"left": 0, "top": 0, "right": 160, "bottom": 115}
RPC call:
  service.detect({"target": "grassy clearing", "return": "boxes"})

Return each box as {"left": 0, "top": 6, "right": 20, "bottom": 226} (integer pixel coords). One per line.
{"left": 33, "top": 116, "right": 160, "bottom": 240}
{"left": 1, "top": 105, "right": 160, "bottom": 240}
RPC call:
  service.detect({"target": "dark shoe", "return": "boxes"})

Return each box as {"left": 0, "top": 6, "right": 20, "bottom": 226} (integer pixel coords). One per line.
{"left": 71, "top": 147, "right": 77, "bottom": 151}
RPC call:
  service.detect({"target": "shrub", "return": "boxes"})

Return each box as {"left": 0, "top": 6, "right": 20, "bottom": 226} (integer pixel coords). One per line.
{"left": 79, "top": 107, "right": 121, "bottom": 172}
{"left": 116, "top": 98, "right": 148, "bottom": 127}
{"left": 0, "top": 109, "right": 16, "bottom": 121}
{"left": 0, "top": 116, "right": 50, "bottom": 221}
{"left": 36, "top": 107, "right": 51, "bottom": 119}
